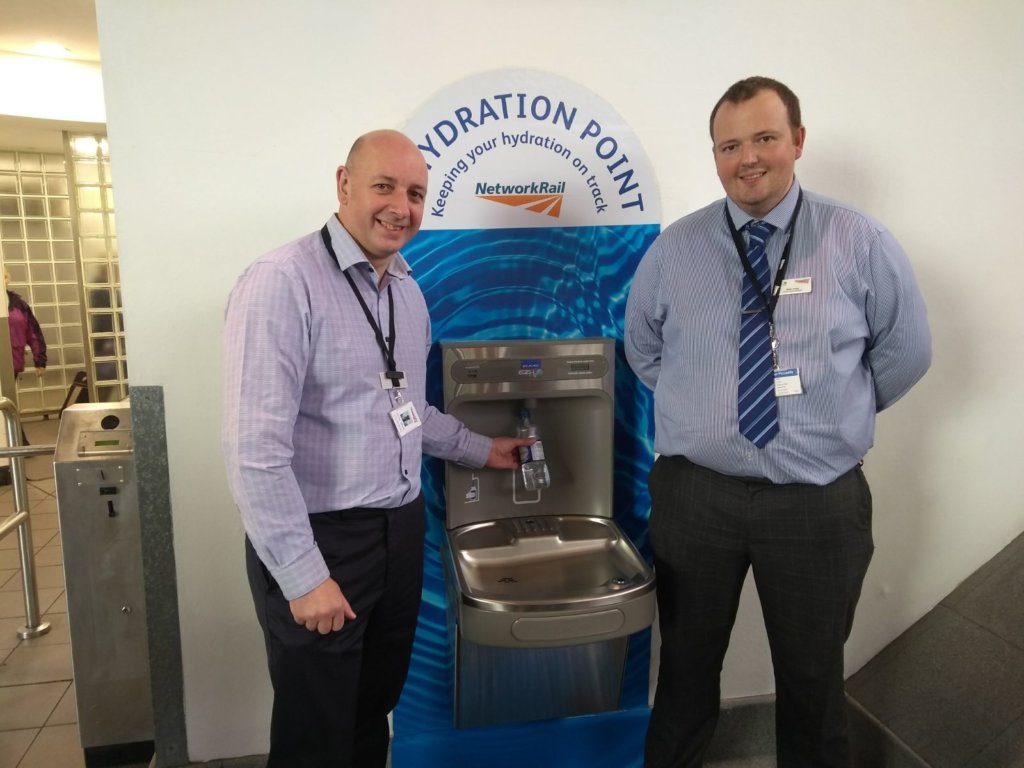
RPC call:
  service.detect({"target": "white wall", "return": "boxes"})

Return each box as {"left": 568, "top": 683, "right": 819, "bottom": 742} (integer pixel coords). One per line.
{"left": 95, "top": 0, "right": 1024, "bottom": 760}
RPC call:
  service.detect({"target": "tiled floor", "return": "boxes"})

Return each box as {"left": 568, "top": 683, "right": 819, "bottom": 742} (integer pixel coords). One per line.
{"left": 0, "top": 415, "right": 84, "bottom": 768}
{"left": 848, "top": 530, "right": 1024, "bottom": 768}
{"left": 0, "top": 416, "right": 271, "bottom": 768}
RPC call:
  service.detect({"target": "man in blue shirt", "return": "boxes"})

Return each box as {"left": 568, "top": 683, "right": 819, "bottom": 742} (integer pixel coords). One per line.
{"left": 223, "top": 129, "right": 531, "bottom": 767}
{"left": 625, "top": 78, "right": 931, "bottom": 767}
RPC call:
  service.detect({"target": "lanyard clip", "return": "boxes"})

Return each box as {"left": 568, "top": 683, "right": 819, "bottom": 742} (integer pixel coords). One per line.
{"left": 379, "top": 371, "right": 407, "bottom": 389}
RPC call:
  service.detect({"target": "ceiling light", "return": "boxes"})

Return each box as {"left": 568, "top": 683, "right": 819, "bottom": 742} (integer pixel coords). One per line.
{"left": 30, "top": 42, "right": 73, "bottom": 59}
{"left": 72, "top": 137, "right": 100, "bottom": 156}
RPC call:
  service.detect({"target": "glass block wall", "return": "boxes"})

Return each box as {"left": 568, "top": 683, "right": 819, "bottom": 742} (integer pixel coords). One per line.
{"left": 66, "top": 134, "right": 127, "bottom": 403}
{"left": 0, "top": 134, "right": 127, "bottom": 415}
{"left": 0, "top": 149, "right": 87, "bottom": 414}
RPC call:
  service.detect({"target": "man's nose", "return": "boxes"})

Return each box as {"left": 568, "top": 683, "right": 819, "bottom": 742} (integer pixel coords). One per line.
{"left": 740, "top": 142, "right": 759, "bottom": 164}
{"left": 387, "top": 191, "right": 409, "bottom": 216}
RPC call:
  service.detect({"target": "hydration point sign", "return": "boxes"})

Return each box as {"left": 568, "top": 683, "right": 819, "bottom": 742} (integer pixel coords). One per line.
{"left": 409, "top": 69, "right": 659, "bottom": 230}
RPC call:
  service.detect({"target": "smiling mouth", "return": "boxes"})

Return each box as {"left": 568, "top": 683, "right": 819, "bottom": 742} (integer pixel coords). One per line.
{"left": 739, "top": 171, "right": 766, "bottom": 182}
{"left": 377, "top": 219, "right": 405, "bottom": 232}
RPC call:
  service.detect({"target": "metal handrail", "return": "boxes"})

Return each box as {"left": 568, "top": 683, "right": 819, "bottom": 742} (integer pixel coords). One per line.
{"left": 0, "top": 397, "right": 54, "bottom": 639}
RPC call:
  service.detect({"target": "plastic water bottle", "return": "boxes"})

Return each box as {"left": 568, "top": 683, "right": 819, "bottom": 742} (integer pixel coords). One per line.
{"left": 517, "top": 408, "right": 550, "bottom": 491}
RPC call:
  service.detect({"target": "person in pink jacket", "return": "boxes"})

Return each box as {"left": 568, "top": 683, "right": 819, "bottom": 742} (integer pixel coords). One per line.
{"left": 5, "top": 271, "right": 47, "bottom": 377}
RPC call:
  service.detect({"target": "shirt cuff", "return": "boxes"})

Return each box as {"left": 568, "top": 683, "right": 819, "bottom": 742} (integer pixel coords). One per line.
{"left": 460, "top": 431, "right": 493, "bottom": 468}
{"left": 271, "top": 545, "right": 331, "bottom": 601}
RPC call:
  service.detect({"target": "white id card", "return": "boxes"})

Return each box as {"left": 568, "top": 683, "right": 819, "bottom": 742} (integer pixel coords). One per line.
{"left": 780, "top": 277, "right": 812, "bottom": 295}
{"left": 773, "top": 367, "right": 803, "bottom": 396}
{"left": 389, "top": 401, "right": 421, "bottom": 436}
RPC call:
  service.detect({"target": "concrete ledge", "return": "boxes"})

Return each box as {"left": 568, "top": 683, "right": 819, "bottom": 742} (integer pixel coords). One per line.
{"left": 704, "top": 694, "right": 930, "bottom": 767}
{"left": 848, "top": 695, "right": 931, "bottom": 768}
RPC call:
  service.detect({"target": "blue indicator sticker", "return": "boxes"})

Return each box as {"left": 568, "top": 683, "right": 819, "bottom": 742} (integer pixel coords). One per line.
{"left": 520, "top": 359, "right": 542, "bottom": 369}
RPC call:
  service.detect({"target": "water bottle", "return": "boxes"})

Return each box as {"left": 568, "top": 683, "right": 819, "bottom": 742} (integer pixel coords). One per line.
{"left": 517, "top": 407, "right": 551, "bottom": 491}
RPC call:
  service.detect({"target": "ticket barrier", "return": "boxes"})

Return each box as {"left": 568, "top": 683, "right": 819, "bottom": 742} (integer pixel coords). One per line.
{"left": 54, "top": 402, "right": 154, "bottom": 764}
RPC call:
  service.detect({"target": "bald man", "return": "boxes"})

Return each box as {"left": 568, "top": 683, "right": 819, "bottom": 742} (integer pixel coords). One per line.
{"left": 224, "top": 130, "right": 530, "bottom": 767}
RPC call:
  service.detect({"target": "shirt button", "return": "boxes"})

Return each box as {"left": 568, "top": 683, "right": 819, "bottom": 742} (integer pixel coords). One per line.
{"left": 403, "top": 469, "right": 409, "bottom": 476}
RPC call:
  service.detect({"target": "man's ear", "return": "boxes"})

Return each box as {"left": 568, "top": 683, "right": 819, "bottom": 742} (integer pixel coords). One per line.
{"left": 336, "top": 166, "right": 348, "bottom": 205}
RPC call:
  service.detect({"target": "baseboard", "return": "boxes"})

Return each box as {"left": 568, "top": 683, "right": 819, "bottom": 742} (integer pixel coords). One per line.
{"left": 705, "top": 695, "right": 777, "bottom": 761}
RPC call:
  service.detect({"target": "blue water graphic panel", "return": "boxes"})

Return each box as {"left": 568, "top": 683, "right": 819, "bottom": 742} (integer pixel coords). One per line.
{"left": 393, "top": 225, "right": 658, "bottom": 766}
{"left": 392, "top": 708, "right": 652, "bottom": 768}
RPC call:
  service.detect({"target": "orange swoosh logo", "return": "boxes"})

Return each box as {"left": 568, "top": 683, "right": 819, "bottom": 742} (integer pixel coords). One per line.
{"left": 477, "top": 194, "right": 563, "bottom": 218}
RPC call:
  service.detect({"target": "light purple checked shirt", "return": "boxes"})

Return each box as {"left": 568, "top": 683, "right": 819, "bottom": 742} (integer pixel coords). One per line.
{"left": 625, "top": 181, "right": 932, "bottom": 485}
{"left": 223, "top": 215, "right": 492, "bottom": 600}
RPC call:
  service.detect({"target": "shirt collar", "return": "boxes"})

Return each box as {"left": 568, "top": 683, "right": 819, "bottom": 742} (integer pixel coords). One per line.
{"left": 323, "top": 214, "right": 413, "bottom": 280}
{"left": 725, "top": 178, "right": 802, "bottom": 232}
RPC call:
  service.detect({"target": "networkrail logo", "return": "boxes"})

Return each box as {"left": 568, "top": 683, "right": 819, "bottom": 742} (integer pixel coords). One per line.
{"left": 475, "top": 181, "right": 566, "bottom": 218}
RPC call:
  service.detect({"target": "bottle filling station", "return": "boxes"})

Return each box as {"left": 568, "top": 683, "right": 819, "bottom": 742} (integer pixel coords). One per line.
{"left": 441, "top": 338, "right": 655, "bottom": 728}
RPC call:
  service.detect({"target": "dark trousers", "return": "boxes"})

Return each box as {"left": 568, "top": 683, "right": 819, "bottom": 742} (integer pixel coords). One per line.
{"left": 644, "top": 457, "right": 874, "bottom": 768}
{"left": 246, "top": 496, "right": 425, "bottom": 768}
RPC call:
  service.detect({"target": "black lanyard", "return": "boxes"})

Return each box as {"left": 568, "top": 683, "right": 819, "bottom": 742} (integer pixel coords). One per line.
{"left": 724, "top": 189, "right": 804, "bottom": 323}
{"left": 320, "top": 225, "right": 404, "bottom": 387}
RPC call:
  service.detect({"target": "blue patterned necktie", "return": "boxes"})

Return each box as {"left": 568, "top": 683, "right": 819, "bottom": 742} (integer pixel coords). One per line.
{"left": 738, "top": 220, "right": 779, "bottom": 448}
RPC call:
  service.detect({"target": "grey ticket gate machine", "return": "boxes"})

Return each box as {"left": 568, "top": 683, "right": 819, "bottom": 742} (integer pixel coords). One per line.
{"left": 441, "top": 338, "right": 655, "bottom": 728}
{"left": 54, "top": 402, "right": 154, "bottom": 763}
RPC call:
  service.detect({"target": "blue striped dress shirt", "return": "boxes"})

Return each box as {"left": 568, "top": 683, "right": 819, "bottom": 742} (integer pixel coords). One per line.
{"left": 223, "top": 215, "right": 492, "bottom": 599}
{"left": 625, "top": 181, "right": 931, "bottom": 485}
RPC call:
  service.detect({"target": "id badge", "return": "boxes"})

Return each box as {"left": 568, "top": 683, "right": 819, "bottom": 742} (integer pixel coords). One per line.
{"left": 780, "top": 277, "right": 812, "bottom": 295}
{"left": 390, "top": 401, "right": 421, "bottom": 436}
{"left": 773, "top": 367, "right": 803, "bottom": 396}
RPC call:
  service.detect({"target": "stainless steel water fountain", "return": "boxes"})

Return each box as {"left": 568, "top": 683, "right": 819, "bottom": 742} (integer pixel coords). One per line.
{"left": 441, "top": 338, "right": 655, "bottom": 728}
